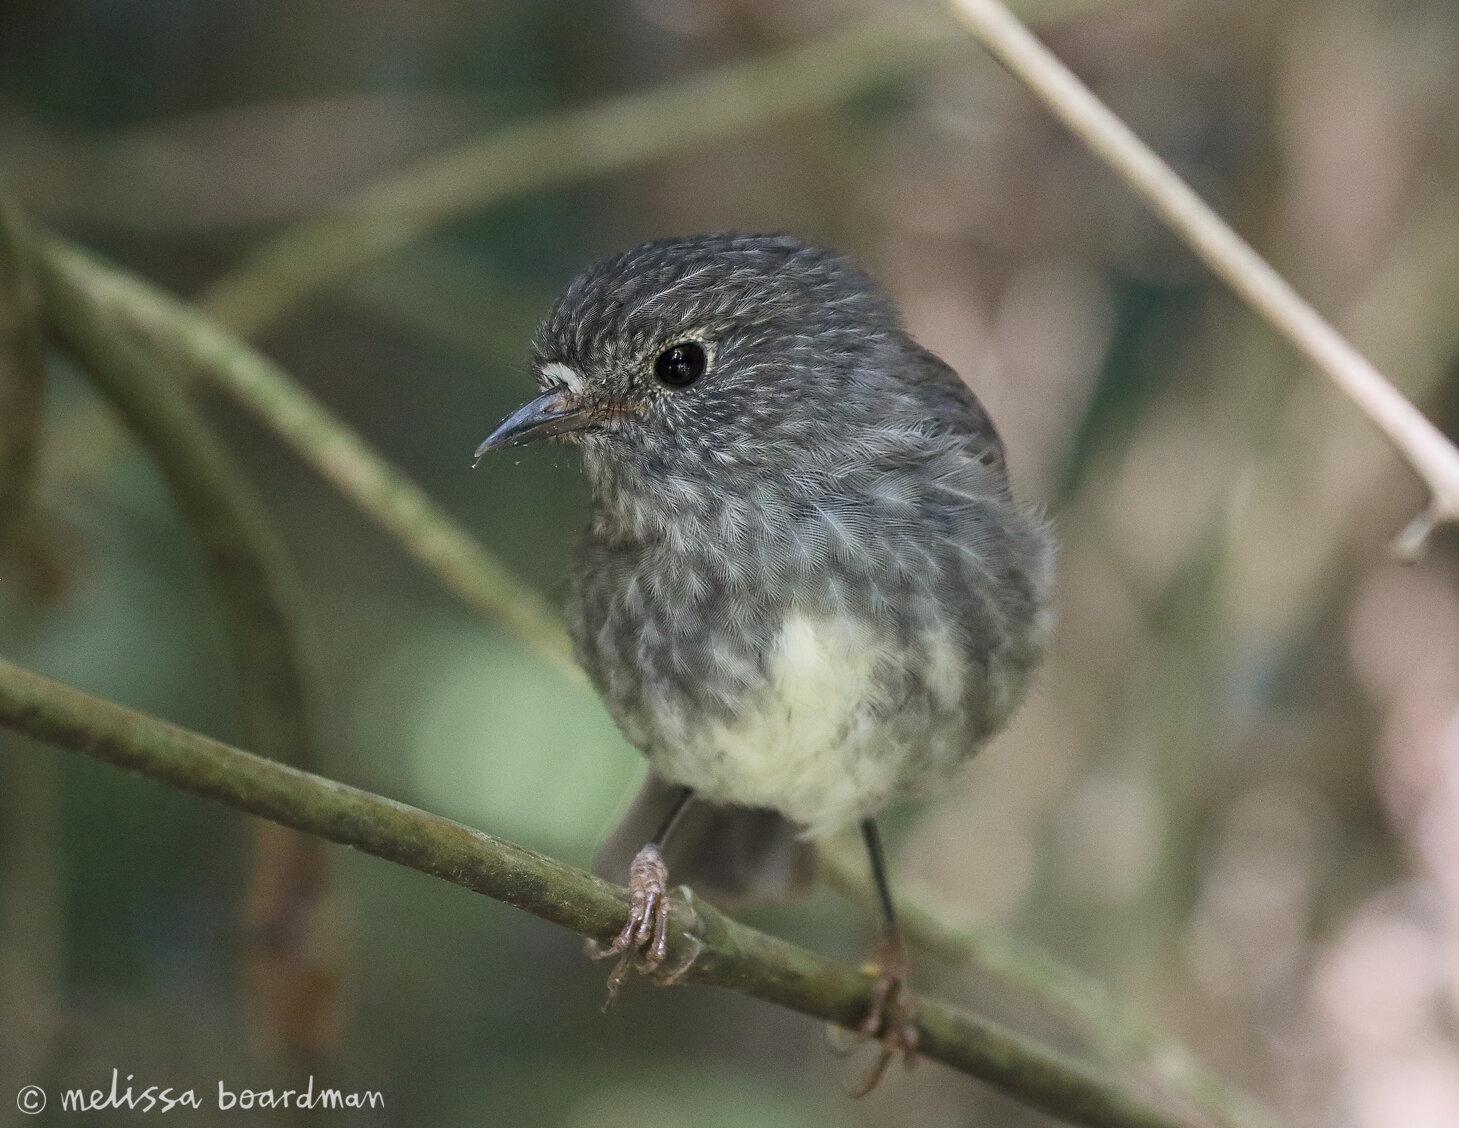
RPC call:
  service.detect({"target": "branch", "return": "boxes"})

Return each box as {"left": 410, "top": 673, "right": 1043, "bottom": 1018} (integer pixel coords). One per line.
{"left": 34, "top": 234, "right": 315, "bottom": 771}
{"left": 0, "top": 185, "right": 46, "bottom": 542}
{"left": 0, "top": 654, "right": 1194, "bottom": 1128}
{"left": 945, "top": 0, "right": 1459, "bottom": 548}
{"left": 37, "top": 234, "right": 579, "bottom": 679}
{"left": 0, "top": 188, "right": 63, "bottom": 1111}
{"left": 820, "top": 847, "right": 1282, "bottom": 1128}
{"left": 33, "top": 230, "right": 1268, "bottom": 1121}
{"left": 30, "top": 209, "right": 343, "bottom": 1063}
{"left": 196, "top": 19, "right": 957, "bottom": 337}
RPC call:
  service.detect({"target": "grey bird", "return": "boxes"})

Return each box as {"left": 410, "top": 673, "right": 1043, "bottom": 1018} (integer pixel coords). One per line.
{"left": 475, "top": 232, "right": 1054, "bottom": 1085}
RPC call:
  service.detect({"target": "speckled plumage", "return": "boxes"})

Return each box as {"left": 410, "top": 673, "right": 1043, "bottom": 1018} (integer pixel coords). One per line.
{"left": 504, "top": 233, "right": 1053, "bottom": 893}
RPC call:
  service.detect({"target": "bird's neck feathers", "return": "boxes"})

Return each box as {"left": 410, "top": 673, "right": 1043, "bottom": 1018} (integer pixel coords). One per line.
{"left": 578, "top": 432, "right": 782, "bottom": 550}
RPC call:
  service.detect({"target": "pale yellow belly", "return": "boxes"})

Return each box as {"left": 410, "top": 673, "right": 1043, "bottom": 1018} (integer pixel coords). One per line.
{"left": 649, "top": 612, "right": 969, "bottom": 839}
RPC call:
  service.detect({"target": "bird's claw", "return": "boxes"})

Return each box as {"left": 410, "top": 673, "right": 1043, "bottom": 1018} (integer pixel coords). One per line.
{"left": 849, "top": 936, "right": 919, "bottom": 1096}
{"left": 590, "top": 843, "right": 672, "bottom": 1007}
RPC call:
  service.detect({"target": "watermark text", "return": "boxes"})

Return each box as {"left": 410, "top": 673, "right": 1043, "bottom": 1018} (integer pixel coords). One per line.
{"left": 16, "top": 1070, "right": 383, "bottom": 1115}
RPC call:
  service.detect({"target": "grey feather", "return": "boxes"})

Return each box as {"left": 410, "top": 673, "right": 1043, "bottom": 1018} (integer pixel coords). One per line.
{"left": 506, "top": 232, "right": 1054, "bottom": 902}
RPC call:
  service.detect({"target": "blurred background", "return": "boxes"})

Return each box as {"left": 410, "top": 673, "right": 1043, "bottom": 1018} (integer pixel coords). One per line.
{"left": 1, "top": 0, "right": 1457, "bottom": 1125}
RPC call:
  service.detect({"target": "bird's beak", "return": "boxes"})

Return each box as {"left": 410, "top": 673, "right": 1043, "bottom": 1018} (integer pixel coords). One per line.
{"left": 473, "top": 383, "right": 596, "bottom": 463}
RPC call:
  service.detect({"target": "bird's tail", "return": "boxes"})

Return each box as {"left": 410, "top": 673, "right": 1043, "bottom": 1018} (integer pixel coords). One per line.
{"left": 593, "top": 774, "right": 816, "bottom": 908}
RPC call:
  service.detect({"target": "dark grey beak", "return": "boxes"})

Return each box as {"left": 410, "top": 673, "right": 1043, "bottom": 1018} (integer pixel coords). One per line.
{"left": 473, "top": 383, "right": 595, "bottom": 464}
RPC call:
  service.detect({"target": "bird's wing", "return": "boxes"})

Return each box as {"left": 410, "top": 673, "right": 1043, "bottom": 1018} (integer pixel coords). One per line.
{"left": 900, "top": 338, "right": 1006, "bottom": 464}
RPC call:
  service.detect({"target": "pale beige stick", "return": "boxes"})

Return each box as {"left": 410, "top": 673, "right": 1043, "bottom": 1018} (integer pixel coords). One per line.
{"left": 946, "top": 0, "right": 1459, "bottom": 549}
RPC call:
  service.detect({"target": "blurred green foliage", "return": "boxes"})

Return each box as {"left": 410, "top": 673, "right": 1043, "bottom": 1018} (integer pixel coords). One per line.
{"left": 3, "top": 0, "right": 1457, "bottom": 1125}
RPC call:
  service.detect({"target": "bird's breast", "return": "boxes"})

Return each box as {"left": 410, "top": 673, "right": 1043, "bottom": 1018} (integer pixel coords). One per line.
{"left": 657, "top": 610, "right": 970, "bottom": 838}
{"left": 568, "top": 539, "right": 979, "bottom": 839}
{"left": 566, "top": 462, "right": 1052, "bottom": 838}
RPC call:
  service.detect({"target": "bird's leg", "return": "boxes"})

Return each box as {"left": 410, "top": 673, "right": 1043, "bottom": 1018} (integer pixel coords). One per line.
{"left": 851, "top": 818, "right": 919, "bottom": 1095}
{"left": 594, "top": 785, "right": 694, "bottom": 1005}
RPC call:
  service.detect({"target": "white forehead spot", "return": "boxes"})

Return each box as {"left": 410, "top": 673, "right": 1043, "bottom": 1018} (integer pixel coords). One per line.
{"left": 541, "top": 361, "right": 584, "bottom": 393}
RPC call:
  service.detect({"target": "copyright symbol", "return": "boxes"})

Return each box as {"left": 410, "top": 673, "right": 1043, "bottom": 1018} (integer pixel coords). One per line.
{"left": 16, "top": 1085, "right": 45, "bottom": 1114}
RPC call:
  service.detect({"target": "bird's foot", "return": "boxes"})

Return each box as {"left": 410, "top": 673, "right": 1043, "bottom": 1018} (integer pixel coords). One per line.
{"left": 589, "top": 843, "right": 673, "bottom": 1006}
{"left": 850, "top": 935, "right": 919, "bottom": 1096}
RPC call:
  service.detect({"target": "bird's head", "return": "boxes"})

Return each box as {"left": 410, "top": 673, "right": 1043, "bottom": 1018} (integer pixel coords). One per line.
{"left": 475, "top": 233, "right": 908, "bottom": 507}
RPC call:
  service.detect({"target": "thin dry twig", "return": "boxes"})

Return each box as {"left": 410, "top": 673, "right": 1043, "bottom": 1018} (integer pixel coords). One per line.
{"left": 0, "top": 654, "right": 1197, "bottom": 1128}
{"left": 946, "top": 0, "right": 1459, "bottom": 550}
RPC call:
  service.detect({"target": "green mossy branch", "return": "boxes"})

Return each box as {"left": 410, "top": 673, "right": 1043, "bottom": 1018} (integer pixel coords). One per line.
{"left": 29, "top": 206, "right": 341, "bottom": 1066}
{"left": 31, "top": 229, "right": 1273, "bottom": 1127}
{"left": 0, "top": 655, "right": 1194, "bottom": 1128}
{"left": 35, "top": 237, "right": 315, "bottom": 771}
{"left": 39, "top": 234, "right": 579, "bottom": 679}
{"left": 819, "top": 847, "right": 1282, "bottom": 1128}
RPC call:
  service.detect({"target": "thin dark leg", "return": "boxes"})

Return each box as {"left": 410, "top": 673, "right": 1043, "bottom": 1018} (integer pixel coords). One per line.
{"left": 851, "top": 817, "right": 918, "bottom": 1095}
{"left": 861, "top": 818, "right": 899, "bottom": 940}
{"left": 652, "top": 786, "right": 694, "bottom": 848}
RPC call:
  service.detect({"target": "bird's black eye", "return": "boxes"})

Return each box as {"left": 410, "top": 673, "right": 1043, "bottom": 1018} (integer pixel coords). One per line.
{"left": 653, "top": 341, "right": 707, "bottom": 388}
